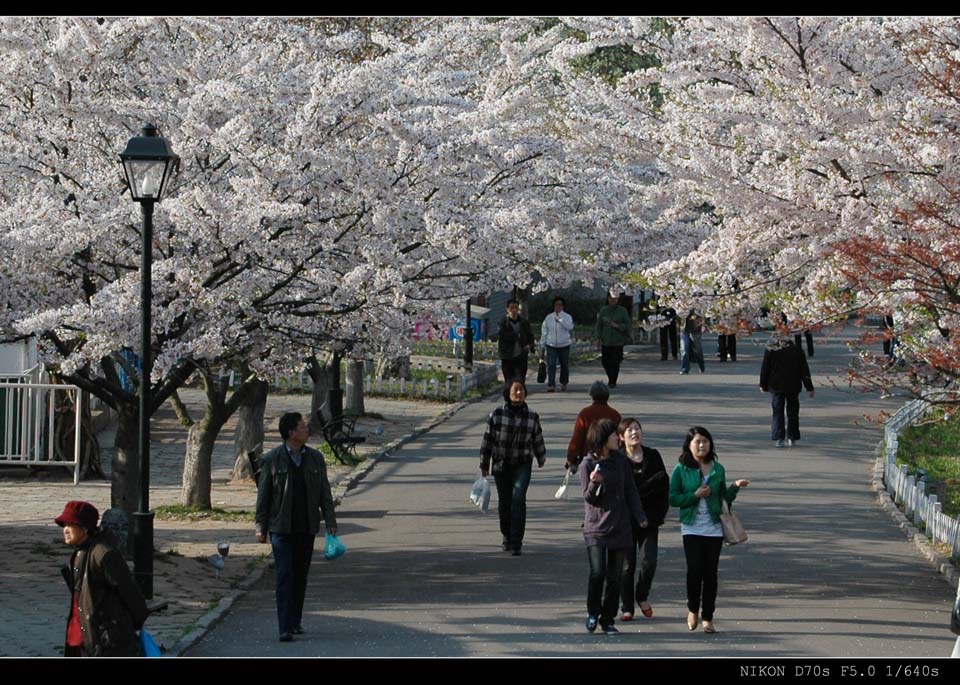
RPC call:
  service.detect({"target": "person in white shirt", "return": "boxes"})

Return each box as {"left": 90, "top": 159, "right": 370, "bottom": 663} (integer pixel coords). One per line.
{"left": 540, "top": 297, "right": 575, "bottom": 392}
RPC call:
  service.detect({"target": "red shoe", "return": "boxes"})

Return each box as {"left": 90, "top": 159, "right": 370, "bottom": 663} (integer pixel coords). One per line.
{"left": 620, "top": 612, "right": 633, "bottom": 622}
{"left": 640, "top": 603, "right": 654, "bottom": 618}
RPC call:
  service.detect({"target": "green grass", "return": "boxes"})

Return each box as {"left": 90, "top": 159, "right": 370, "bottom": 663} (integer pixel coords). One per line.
{"left": 153, "top": 505, "right": 256, "bottom": 522}
{"left": 896, "top": 411, "right": 960, "bottom": 517}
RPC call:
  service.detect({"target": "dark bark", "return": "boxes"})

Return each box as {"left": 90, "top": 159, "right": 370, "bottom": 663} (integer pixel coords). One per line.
{"left": 179, "top": 372, "right": 260, "bottom": 508}
{"left": 307, "top": 354, "right": 335, "bottom": 434}
{"left": 231, "top": 378, "right": 268, "bottom": 481}
{"left": 345, "top": 359, "right": 365, "bottom": 416}
{"left": 112, "top": 404, "right": 140, "bottom": 515}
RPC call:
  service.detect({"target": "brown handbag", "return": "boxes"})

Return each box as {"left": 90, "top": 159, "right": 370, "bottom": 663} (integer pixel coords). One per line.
{"left": 720, "top": 498, "right": 748, "bottom": 545}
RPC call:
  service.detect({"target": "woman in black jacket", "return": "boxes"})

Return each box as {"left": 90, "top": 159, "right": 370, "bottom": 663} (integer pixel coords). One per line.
{"left": 56, "top": 500, "right": 148, "bottom": 657}
{"left": 578, "top": 419, "right": 647, "bottom": 635}
{"left": 617, "top": 418, "right": 669, "bottom": 621}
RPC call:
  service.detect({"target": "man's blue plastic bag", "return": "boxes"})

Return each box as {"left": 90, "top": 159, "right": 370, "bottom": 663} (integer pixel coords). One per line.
{"left": 139, "top": 628, "right": 162, "bottom": 657}
{"left": 324, "top": 534, "right": 346, "bottom": 560}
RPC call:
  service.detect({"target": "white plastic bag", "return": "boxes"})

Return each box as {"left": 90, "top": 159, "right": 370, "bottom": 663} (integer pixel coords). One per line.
{"left": 470, "top": 473, "right": 491, "bottom": 513}
{"left": 554, "top": 470, "right": 572, "bottom": 499}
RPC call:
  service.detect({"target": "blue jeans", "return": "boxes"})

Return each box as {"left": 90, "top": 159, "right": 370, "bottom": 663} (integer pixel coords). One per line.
{"left": 545, "top": 345, "right": 570, "bottom": 387}
{"left": 493, "top": 461, "right": 532, "bottom": 550}
{"left": 586, "top": 545, "right": 626, "bottom": 626}
{"left": 270, "top": 532, "right": 316, "bottom": 634}
{"left": 771, "top": 392, "right": 801, "bottom": 441}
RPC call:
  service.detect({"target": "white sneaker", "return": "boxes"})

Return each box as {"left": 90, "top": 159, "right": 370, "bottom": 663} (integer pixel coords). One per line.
{"left": 787, "top": 439, "right": 796, "bottom": 447}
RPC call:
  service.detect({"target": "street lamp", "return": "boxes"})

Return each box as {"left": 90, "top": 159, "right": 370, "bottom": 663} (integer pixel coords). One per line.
{"left": 119, "top": 123, "right": 178, "bottom": 598}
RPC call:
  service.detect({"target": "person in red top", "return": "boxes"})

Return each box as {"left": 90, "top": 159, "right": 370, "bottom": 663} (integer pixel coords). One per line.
{"left": 56, "top": 500, "right": 147, "bottom": 657}
{"left": 566, "top": 381, "right": 621, "bottom": 470}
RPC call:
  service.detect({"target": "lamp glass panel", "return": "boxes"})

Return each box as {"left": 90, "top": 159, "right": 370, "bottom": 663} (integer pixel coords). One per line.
{"left": 125, "top": 159, "right": 167, "bottom": 200}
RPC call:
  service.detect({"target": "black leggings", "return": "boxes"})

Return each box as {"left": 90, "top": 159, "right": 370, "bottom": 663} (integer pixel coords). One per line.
{"left": 682, "top": 535, "right": 723, "bottom": 621}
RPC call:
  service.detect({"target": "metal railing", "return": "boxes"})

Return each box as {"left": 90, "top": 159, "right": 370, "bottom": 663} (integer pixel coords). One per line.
{"left": 883, "top": 397, "right": 960, "bottom": 562}
{"left": 0, "top": 368, "right": 83, "bottom": 484}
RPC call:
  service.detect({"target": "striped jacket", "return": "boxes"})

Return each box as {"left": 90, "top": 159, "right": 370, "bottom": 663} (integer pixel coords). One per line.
{"left": 480, "top": 401, "right": 547, "bottom": 472}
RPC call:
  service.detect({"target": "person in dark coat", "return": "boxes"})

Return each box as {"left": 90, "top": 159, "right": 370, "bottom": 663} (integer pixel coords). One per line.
{"left": 56, "top": 500, "right": 148, "bottom": 657}
{"left": 617, "top": 418, "right": 669, "bottom": 621}
{"left": 579, "top": 419, "right": 648, "bottom": 635}
{"left": 759, "top": 332, "right": 815, "bottom": 447}
{"left": 658, "top": 305, "right": 679, "bottom": 361}
{"left": 491, "top": 299, "right": 534, "bottom": 383}
{"left": 566, "top": 380, "right": 621, "bottom": 471}
{"left": 256, "top": 412, "right": 338, "bottom": 642}
{"left": 680, "top": 310, "right": 706, "bottom": 374}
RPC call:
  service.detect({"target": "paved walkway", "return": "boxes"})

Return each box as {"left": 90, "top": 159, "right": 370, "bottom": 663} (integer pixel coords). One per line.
{"left": 186, "top": 327, "right": 957, "bottom": 657}
{"left": 0, "top": 389, "right": 450, "bottom": 656}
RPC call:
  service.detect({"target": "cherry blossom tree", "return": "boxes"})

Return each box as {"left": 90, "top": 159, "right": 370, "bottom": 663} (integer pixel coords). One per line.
{"left": 0, "top": 16, "right": 654, "bottom": 508}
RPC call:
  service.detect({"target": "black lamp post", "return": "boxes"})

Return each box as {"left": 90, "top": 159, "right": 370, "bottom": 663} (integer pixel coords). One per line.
{"left": 464, "top": 299, "right": 473, "bottom": 370}
{"left": 119, "top": 124, "right": 178, "bottom": 598}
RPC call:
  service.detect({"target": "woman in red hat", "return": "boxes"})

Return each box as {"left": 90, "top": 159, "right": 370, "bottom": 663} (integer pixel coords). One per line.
{"left": 56, "top": 500, "right": 148, "bottom": 656}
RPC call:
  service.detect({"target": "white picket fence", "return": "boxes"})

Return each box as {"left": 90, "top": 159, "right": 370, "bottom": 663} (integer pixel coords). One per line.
{"left": 363, "top": 365, "right": 500, "bottom": 400}
{"left": 0, "top": 366, "right": 83, "bottom": 484}
{"left": 883, "top": 397, "right": 960, "bottom": 561}
{"left": 413, "top": 338, "right": 596, "bottom": 361}
{"left": 270, "top": 363, "right": 501, "bottom": 401}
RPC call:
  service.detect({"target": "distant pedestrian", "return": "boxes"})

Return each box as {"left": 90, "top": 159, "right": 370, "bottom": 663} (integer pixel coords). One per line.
{"left": 717, "top": 329, "right": 737, "bottom": 362}
{"left": 56, "top": 500, "right": 148, "bottom": 657}
{"left": 658, "top": 305, "right": 679, "bottom": 361}
{"left": 595, "top": 292, "right": 632, "bottom": 387}
{"left": 256, "top": 412, "right": 338, "bottom": 642}
{"left": 780, "top": 312, "right": 814, "bottom": 357}
{"left": 669, "top": 426, "right": 750, "bottom": 634}
{"left": 759, "top": 332, "right": 815, "bottom": 448}
{"left": 539, "top": 296, "right": 575, "bottom": 392}
{"left": 680, "top": 311, "right": 706, "bottom": 374}
{"left": 492, "top": 299, "right": 534, "bottom": 383}
{"left": 566, "top": 380, "right": 621, "bottom": 471}
{"left": 617, "top": 418, "right": 669, "bottom": 622}
{"left": 883, "top": 314, "right": 898, "bottom": 365}
{"left": 480, "top": 381, "right": 547, "bottom": 555}
{"left": 579, "top": 419, "right": 648, "bottom": 635}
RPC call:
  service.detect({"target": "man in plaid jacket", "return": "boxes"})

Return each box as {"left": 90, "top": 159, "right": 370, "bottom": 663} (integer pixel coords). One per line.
{"left": 480, "top": 381, "right": 547, "bottom": 555}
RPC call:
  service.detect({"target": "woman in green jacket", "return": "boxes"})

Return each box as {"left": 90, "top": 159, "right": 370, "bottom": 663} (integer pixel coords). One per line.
{"left": 669, "top": 426, "right": 749, "bottom": 634}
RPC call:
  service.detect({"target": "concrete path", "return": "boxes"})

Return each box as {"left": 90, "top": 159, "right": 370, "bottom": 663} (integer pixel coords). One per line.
{"left": 186, "top": 328, "right": 957, "bottom": 657}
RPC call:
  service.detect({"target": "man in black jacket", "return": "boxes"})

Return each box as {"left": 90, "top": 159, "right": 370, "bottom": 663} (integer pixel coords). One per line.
{"left": 256, "top": 412, "right": 337, "bottom": 641}
{"left": 491, "top": 299, "right": 534, "bottom": 383}
{"left": 759, "top": 333, "right": 815, "bottom": 447}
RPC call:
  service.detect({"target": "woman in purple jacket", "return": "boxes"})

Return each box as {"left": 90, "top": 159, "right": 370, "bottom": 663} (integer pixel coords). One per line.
{"left": 579, "top": 419, "right": 648, "bottom": 635}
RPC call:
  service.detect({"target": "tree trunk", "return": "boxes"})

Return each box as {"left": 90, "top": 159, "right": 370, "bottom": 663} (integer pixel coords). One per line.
{"left": 231, "top": 379, "right": 268, "bottom": 481}
{"left": 308, "top": 354, "right": 334, "bottom": 434}
{"left": 375, "top": 354, "right": 411, "bottom": 379}
{"left": 111, "top": 404, "right": 140, "bottom": 515}
{"left": 345, "top": 359, "right": 365, "bottom": 416}
{"left": 180, "top": 372, "right": 262, "bottom": 507}
{"left": 179, "top": 408, "right": 225, "bottom": 509}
